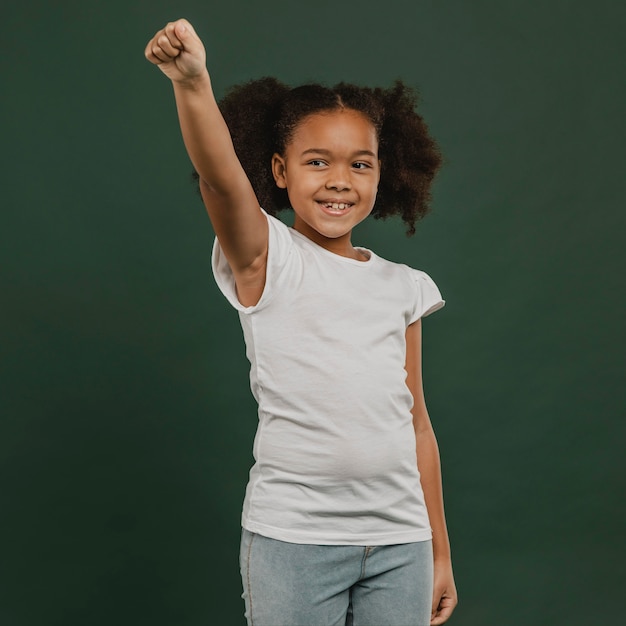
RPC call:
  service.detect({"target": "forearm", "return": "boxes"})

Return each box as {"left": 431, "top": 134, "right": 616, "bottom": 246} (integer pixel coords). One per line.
{"left": 172, "top": 71, "right": 248, "bottom": 194}
{"left": 415, "top": 425, "right": 452, "bottom": 562}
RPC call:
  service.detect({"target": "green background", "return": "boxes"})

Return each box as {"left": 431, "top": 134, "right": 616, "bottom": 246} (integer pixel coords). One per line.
{"left": 2, "top": 1, "right": 624, "bottom": 624}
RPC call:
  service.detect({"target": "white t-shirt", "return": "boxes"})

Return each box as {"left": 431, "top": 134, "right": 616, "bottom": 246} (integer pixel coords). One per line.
{"left": 211, "top": 209, "right": 445, "bottom": 545}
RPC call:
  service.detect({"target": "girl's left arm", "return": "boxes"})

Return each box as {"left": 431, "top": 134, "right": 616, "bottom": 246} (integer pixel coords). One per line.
{"left": 405, "top": 319, "right": 458, "bottom": 625}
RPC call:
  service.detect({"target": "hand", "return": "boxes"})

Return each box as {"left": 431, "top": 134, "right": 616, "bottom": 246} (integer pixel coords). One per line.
{"left": 430, "top": 559, "right": 458, "bottom": 625}
{"left": 144, "top": 19, "right": 207, "bottom": 84}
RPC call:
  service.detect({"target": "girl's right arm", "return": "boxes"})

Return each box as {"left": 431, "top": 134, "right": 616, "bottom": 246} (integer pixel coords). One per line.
{"left": 145, "top": 19, "right": 268, "bottom": 307}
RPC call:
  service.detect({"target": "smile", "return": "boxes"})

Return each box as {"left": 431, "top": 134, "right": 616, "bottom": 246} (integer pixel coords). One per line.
{"left": 317, "top": 200, "right": 354, "bottom": 214}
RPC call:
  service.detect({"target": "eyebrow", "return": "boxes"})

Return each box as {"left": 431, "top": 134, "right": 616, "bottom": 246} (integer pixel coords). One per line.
{"left": 301, "top": 148, "right": 378, "bottom": 158}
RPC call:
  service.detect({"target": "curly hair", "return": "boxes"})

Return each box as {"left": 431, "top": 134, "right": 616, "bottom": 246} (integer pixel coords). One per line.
{"left": 194, "top": 77, "right": 442, "bottom": 236}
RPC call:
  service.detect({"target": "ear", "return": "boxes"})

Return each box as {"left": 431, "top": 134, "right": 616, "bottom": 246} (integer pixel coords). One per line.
{"left": 271, "top": 153, "right": 288, "bottom": 189}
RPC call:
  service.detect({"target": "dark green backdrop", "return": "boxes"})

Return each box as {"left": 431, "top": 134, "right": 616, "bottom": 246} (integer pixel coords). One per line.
{"left": 2, "top": 1, "right": 624, "bottom": 624}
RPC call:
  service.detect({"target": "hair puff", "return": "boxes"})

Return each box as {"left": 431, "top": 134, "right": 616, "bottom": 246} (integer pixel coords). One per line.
{"left": 193, "top": 77, "right": 442, "bottom": 235}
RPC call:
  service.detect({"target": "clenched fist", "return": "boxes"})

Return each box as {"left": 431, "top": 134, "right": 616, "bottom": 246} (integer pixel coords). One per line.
{"left": 144, "top": 19, "right": 207, "bottom": 83}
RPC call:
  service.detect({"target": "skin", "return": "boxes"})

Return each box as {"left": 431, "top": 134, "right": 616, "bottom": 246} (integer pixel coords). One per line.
{"left": 145, "top": 19, "right": 268, "bottom": 308}
{"left": 146, "top": 18, "right": 457, "bottom": 624}
{"left": 271, "top": 109, "right": 380, "bottom": 261}
{"left": 406, "top": 320, "right": 458, "bottom": 624}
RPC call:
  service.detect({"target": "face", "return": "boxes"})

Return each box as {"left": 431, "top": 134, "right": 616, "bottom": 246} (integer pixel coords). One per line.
{"left": 271, "top": 109, "right": 380, "bottom": 257}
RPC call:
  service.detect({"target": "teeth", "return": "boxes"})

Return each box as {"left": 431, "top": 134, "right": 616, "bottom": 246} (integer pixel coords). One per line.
{"left": 324, "top": 202, "right": 349, "bottom": 210}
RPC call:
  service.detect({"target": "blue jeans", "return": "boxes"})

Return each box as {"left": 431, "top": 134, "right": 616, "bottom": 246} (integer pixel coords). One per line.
{"left": 239, "top": 529, "right": 433, "bottom": 626}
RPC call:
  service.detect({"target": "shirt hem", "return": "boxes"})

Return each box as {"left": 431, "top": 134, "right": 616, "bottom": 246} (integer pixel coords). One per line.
{"left": 242, "top": 519, "right": 433, "bottom": 546}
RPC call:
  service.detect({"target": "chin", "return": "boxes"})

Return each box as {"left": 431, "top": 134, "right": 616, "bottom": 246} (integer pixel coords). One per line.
{"left": 314, "top": 221, "right": 354, "bottom": 239}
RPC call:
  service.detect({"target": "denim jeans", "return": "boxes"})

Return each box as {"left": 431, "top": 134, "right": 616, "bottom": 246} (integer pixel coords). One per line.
{"left": 239, "top": 528, "right": 433, "bottom": 626}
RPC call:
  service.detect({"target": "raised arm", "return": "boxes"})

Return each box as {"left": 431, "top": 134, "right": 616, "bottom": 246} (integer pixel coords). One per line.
{"left": 145, "top": 19, "right": 268, "bottom": 306}
{"left": 405, "top": 319, "right": 458, "bottom": 625}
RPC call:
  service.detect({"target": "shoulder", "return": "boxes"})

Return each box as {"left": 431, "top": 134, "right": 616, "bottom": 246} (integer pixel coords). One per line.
{"left": 366, "top": 250, "right": 432, "bottom": 286}
{"left": 211, "top": 208, "right": 299, "bottom": 313}
{"left": 403, "top": 265, "right": 441, "bottom": 289}
{"left": 369, "top": 252, "right": 446, "bottom": 321}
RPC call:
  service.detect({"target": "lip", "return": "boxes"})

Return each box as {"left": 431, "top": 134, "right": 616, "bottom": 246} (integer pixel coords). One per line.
{"left": 316, "top": 199, "right": 355, "bottom": 217}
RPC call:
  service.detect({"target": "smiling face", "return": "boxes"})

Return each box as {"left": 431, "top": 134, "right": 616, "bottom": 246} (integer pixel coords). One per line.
{"left": 271, "top": 108, "right": 381, "bottom": 259}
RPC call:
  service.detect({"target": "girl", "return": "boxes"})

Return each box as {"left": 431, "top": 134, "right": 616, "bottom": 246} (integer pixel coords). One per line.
{"left": 145, "top": 18, "right": 457, "bottom": 626}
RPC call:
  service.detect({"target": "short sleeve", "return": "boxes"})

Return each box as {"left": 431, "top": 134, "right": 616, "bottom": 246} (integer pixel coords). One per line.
{"left": 407, "top": 268, "right": 446, "bottom": 324}
{"left": 211, "top": 208, "right": 295, "bottom": 314}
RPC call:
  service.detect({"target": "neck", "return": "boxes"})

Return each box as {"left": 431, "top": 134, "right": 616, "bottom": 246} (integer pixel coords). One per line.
{"left": 292, "top": 219, "right": 367, "bottom": 261}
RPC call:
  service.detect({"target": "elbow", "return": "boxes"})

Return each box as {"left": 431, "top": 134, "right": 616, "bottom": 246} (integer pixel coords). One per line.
{"left": 412, "top": 406, "right": 433, "bottom": 435}
{"left": 199, "top": 175, "right": 225, "bottom": 196}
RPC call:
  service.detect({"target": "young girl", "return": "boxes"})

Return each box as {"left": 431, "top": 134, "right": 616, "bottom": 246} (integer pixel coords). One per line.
{"left": 146, "top": 18, "right": 457, "bottom": 626}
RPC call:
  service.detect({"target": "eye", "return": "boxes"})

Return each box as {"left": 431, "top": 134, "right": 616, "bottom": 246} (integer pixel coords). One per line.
{"left": 352, "top": 162, "right": 371, "bottom": 170}
{"left": 307, "top": 159, "right": 327, "bottom": 167}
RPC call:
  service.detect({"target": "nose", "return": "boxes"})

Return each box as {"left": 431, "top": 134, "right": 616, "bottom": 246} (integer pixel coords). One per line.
{"left": 325, "top": 164, "right": 352, "bottom": 191}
